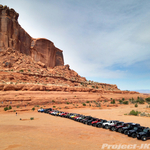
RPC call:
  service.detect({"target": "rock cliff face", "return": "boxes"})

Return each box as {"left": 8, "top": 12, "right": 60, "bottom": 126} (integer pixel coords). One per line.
{"left": 0, "top": 5, "right": 64, "bottom": 67}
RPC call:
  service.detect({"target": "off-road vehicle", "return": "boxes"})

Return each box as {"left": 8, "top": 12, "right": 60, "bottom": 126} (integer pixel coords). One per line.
{"left": 96, "top": 119, "right": 107, "bottom": 128}
{"left": 91, "top": 119, "right": 103, "bottom": 127}
{"left": 102, "top": 120, "right": 119, "bottom": 129}
{"left": 121, "top": 123, "right": 140, "bottom": 134}
{"left": 128, "top": 126, "right": 146, "bottom": 138}
{"left": 109, "top": 122, "right": 124, "bottom": 131}
{"left": 137, "top": 127, "right": 150, "bottom": 141}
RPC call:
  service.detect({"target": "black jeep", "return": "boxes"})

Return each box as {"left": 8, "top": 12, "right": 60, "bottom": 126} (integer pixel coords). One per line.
{"left": 121, "top": 123, "right": 140, "bottom": 134}
{"left": 137, "top": 127, "right": 150, "bottom": 141}
{"left": 128, "top": 126, "right": 146, "bottom": 138}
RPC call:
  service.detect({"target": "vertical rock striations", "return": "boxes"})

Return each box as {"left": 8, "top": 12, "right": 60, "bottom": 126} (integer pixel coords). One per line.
{"left": 0, "top": 5, "right": 64, "bottom": 67}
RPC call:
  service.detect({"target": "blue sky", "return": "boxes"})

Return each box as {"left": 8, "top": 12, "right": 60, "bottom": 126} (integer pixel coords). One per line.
{"left": 1, "top": 0, "right": 150, "bottom": 91}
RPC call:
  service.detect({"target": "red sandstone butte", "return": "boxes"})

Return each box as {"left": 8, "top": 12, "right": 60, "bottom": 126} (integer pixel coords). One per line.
{"left": 0, "top": 5, "right": 64, "bottom": 68}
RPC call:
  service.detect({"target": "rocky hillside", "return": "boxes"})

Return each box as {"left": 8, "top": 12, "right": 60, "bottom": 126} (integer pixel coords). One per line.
{"left": 0, "top": 48, "right": 122, "bottom": 92}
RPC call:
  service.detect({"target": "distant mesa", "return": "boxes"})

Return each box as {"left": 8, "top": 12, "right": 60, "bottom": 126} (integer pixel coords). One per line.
{"left": 0, "top": 5, "right": 64, "bottom": 68}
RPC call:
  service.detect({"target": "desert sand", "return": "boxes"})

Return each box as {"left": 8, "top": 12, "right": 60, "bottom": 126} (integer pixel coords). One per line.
{"left": 0, "top": 96, "right": 150, "bottom": 150}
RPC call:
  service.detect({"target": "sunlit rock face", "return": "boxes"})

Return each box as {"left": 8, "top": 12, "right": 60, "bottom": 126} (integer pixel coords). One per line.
{"left": 0, "top": 5, "right": 64, "bottom": 67}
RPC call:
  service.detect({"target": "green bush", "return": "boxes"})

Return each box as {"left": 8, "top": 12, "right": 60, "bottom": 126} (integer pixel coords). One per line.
{"left": 53, "top": 106, "right": 56, "bottom": 108}
{"left": 135, "top": 103, "right": 138, "bottom": 107}
{"left": 136, "top": 97, "right": 145, "bottom": 104}
{"left": 86, "top": 101, "right": 90, "bottom": 103}
{"left": 52, "top": 100, "right": 55, "bottom": 103}
{"left": 129, "top": 110, "right": 140, "bottom": 116}
{"left": 122, "top": 98, "right": 125, "bottom": 101}
{"left": 83, "top": 103, "right": 86, "bottom": 106}
{"left": 119, "top": 100, "right": 123, "bottom": 104}
{"left": 4, "top": 107, "right": 8, "bottom": 111}
{"left": 66, "top": 102, "right": 69, "bottom": 104}
{"left": 145, "top": 97, "right": 150, "bottom": 102}
{"left": 111, "top": 99, "right": 115, "bottom": 104}
{"left": 9, "top": 106, "right": 12, "bottom": 109}
{"left": 123, "top": 101, "right": 129, "bottom": 105}
{"left": 32, "top": 107, "right": 35, "bottom": 111}
{"left": 19, "top": 70, "right": 24, "bottom": 72}
{"left": 30, "top": 117, "right": 34, "bottom": 120}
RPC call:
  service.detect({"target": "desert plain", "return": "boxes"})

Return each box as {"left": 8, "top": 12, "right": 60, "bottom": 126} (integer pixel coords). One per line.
{"left": 0, "top": 91, "right": 150, "bottom": 150}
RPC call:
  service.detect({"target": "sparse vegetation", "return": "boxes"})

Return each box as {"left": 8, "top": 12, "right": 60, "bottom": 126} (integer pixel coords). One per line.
{"left": 32, "top": 107, "right": 35, "bottom": 111}
{"left": 82, "top": 103, "right": 86, "bottom": 106}
{"left": 52, "top": 100, "right": 55, "bottom": 103}
{"left": 9, "top": 106, "right": 12, "bottom": 109}
{"left": 123, "top": 101, "right": 129, "bottom": 105}
{"left": 30, "top": 117, "right": 34, "bottom": 120}
{"left": 19, "top": 70, "right": 24, "bottom": 72}
{"left": 122, "top": 98, "right": 125, "bottom": 101}
{"left": 53, "top": 106, "right": 56, "bottom": 108}
{"left": 145, "top": 97, "right": 150, "bottom": 102}
{"left": 119, "top": 100, "right": 123, "bottom": 104}
{"left": 135, "top": 103, "right": 138, "bottom": 107}
{"left": 111, "top": 99, "right": 115, "bottom": 104}
{"left": 86, "top": 101, "right": 90, "bottom": 103}
{"left": 4, "top": 107, "right": 8, "bottom": 111}
{"left": 129, "top": 110, "right": 140, "bottom": 116}
{"left": 66, "top": 102, "right": 69, "bottom": 104}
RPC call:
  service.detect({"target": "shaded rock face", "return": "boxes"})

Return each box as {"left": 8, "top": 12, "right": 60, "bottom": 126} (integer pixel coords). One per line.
{"left": 0, "top": 5, "right": 64, "bottom": 67}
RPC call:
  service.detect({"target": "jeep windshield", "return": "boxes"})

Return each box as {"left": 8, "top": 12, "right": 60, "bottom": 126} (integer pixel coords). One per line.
{"left": 133, "top": 127, "right": 138, "bottom": 130}
{"left": 143, "top": 128, "right": 150, "bottom": 133}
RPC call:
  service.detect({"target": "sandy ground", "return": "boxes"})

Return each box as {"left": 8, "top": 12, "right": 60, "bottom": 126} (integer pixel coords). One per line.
{"left": 0, "top": 104, "right": 150, "bottom": 150}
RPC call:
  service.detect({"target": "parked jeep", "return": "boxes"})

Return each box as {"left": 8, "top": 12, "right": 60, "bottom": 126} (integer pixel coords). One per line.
{"left": 137, "top": 127, "right": 150, "bottom": 141}
{"left": 102, "top": 120, "right": 119, "bottom": 129}
{"left": 85, "top": 117, "right": 99, "bottom": 125}
{"left": 109, "top": 122, "right": 124, "bottom": 131}
{"left": 96, "top": 120, "right": 107, "bottom": 128}
{"left": 128, "top": 126, "right": 146, "bottom": 138}
{"left": 91, "top": 119, "right": 103, "bottom": 127}
{"left": 121, "top": 123, "right": 140, "bottom": 134}
{"left": 116, "top": 122, "right": 132, "bottom": 132}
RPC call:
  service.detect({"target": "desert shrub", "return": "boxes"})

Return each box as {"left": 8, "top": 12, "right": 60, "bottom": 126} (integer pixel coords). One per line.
{"left": 111, "top": 99, "right": 115, "bottom": 104}
{"left": 30, "top": 117, "right": 34, "bottom": 120}
{"left": 122, "top": 98, "right": 125, "bottom": 101}
{"left": 34, "top": 105, "right": 39, "bottom": 107}
{"left": 86, "top": 101, "right": 90, "bottom": 103}
{"left": 66, "top": 102, "right": 69, "bottom": 104}
{"left": 89, "top": 104, "right": 91, "bottom": 106}
{"left": 52, "top": 100, "right": 55, "bottom": 103}
{"left": 136, "top": 97, "right": 145, "bottom": 104}
{"left": 14, "top": 110, "right": 16, "bottom": 112}
{"left": 83, "top": 103, "right": 86, "bottom": 106}
{"left": 140, "top": 112, "right": 146, "bottom": 117}
{"left": 4, "top": 107, "right": 8, "bottom": 111}
{"left": 32, "top": 107, "right": 35, "bottom": 111}
{"left": 129, "top": 110, "right": 140, "bottom": 116}
{"left": 96, "top": 103, "right": 101, "bottom": 107}
{"left": 19, "top": 70, "right": 24, "bottom": 72}
{"left": 9, "top": 106, "right": 12, "bottom": 109}
{"left": 53, "top": 106, "right": 56, "bottom": 108}
{"left": 145, "top": 97, "right": 150, "bottom": 102}
{"left": 135, "top": 103, "right": 138, "bottom": 107}
{"left": 119, "top": 100, "right": 123, "bottom": 104}
{"left": 17, "top": 106, "right": 19, "bottom": 108}
{"left": 123, "top": 101, "right": 129, "bottom": 105}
